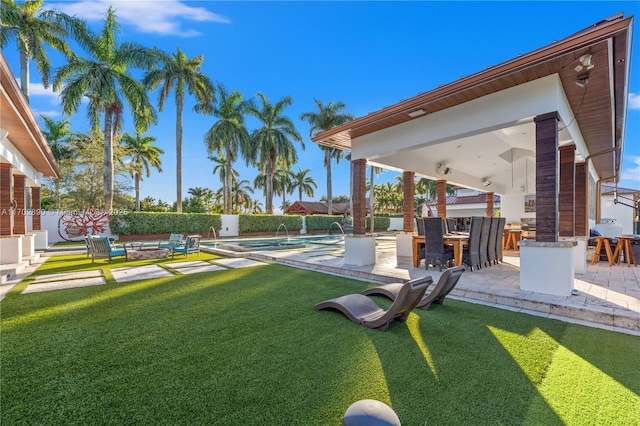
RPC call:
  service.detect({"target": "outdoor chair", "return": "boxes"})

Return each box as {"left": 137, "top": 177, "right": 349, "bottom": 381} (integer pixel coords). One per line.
{"left": 315, "top": 278, "right": 430, "bottom": 331}
{"left": 446, "top": 218, "right": 457, "bottom": 234}
{"left": 84, "top": 234, "right": 102, "bottom": 258}
{"left": 362, "top": 266, "right": 465, "bottom": 310}
{"left": 423, "top": 217, "right": 454, "bottom": 271}
{"left": 495, "top": 217, "right": 506, "bottom": 263}
{"left": 487, "top": 217, "right": 498, "bottom": 265}
{"left": 478, "top": 216, "right": 491, "bottom": 267}
{"left": 159, "top": 233, "right": 184, "bottom": 250}
{"left": 463, "top": 216, "right": 483, "bottom": 271}
{"left": 172, "top": 235, "right": 201, "bottom": 259}
{"left": 89, "top": 237, "right": 127, "bottom": 263}
{"left": 415, "top": 216, "right": 425, "bottom": 236}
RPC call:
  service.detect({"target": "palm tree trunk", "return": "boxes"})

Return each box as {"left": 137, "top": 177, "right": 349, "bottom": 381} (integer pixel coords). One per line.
{"left": 224, "top": 148, "right": 232, "bottom": 214}
{"left": 176, "top": 95, "right": 183, "bottom": 213}
{"left": 135, "top": 173, "right": 140, "bottom": 211}
{"left": 19, "top": 50, "right": 29, "bottom": 103}
{"left": 325, "top": 150, "right": 332, "bottom": 215}
{"left": 103, "top": 110, "right": 114, "bottom": 211}
{"left": 265, "top": 158, "right": 274, "bottom": 214}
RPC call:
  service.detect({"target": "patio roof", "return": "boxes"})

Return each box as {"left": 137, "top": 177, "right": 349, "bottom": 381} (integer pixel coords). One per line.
{"left": 313, "top": 14, "right": 633, "bottom": 192}
{"left": 0, "top": 51, "right": 60, "bottom": 179}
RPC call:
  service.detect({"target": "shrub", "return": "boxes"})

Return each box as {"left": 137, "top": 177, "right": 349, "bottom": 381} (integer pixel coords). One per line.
{"left": 306, "top": 215, "right": 345, "bottom": 231}
{"left": 238, "top": 215, "right": 302, "bottom": 233}
{"left": 110, "top": 212, "right": 221, "bottom": 235}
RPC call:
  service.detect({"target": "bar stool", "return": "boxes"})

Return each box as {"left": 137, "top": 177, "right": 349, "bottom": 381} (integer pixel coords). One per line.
{"left": 506, "top": 230, "right": 521, "bottom": 250}
{"left": 591, "top": 236, "right": 614, "bottom": 266}
{"left": 612, "top": 236, "right": 638, "bottom": 267}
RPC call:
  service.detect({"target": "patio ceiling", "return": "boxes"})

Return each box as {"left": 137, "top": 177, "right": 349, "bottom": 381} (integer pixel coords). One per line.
{"left": 0, "top": 52, "right": 60, "bottom": 179}
{"left": 313, "top": 14, "right": 633, "bottom": 194}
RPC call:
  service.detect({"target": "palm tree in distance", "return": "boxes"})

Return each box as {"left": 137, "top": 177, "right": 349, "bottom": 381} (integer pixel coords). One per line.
{"left": 291, "top": 167, "right": 317, "bottom": 202}
{"left": 54, "top": 6, "right": 158, "bottom": 211}
{"left": 300, "top": 99, "right": 354, "bottom": 215}
{"left": 274, "top": 165, "right": 294, "bottom": 211}
{"left": 143, "top": 46, "right": 215, "bottom": 213}
{"left": 246, "top": 93, "right": 303, "bottom": 214}
{"left": 209, "top": 153, "right": 239, "bottom": 186}
{"left": 198, "top": 84, "right": 251, "bottom": 214}
{"left": 40, "top": 115, "right": 72, "bottom": 209}
{"left": 230, "top": 179, "right": 253, "bottom": 213}
{"left": 122, "top": 132, "right": 164, "bottom": 211}
{"left": 0, "top": 0, "right": 87, "bottom": 102}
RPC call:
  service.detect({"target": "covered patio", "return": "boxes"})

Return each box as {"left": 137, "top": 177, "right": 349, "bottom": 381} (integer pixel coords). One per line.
{"left": 313, "top": 14, "right": 634, "bottom": 297}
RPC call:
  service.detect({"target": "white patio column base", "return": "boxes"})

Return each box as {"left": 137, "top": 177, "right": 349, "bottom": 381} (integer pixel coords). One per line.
{"left": 22, "top": 234, "right": 35, "bottom": 258}
{"left": 519, "top": 240, "right": 577, "bottom": 296}
{"left": 345, "top": 234, "right": 376, "bottom": 266}
{"left": 395, "top": 232, "right": 413, "bottom": 257}
{"left": 32, "top": 230, "right": 49, "bottom": 250}
{"left": 560, "top": 236, "right": 588, "bottom": 274}
{"left": 0, "top": 235, "right": 24, "bottom": 264}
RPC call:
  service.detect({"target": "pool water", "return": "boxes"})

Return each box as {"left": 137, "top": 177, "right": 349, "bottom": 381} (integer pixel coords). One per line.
{"left": 201, "top": 234, "right": 344, "bottom": 251}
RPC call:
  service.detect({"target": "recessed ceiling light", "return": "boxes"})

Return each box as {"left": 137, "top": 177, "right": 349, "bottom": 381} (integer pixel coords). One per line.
{"left": 408, "top": 109, "right": 425, "bottom": 118}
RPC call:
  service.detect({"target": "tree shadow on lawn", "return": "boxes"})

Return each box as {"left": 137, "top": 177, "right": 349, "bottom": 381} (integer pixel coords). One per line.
{"left": 367, "top": 299, "right": 639, "bottom": 425}
{"left": 1, "top": 264, "right": 377, "bottom": 425}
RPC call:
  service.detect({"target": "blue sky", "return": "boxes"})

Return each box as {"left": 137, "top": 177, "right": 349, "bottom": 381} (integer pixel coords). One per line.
{"left": 4, "top": 1, "right": 640, "bottom": 210}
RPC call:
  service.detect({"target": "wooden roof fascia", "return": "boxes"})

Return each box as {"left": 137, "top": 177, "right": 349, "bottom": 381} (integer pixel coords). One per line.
{"left": 0, "top": 52, "right": 61, "bottom": 178}
{"left": 312, "top": 15, "right": 633, "bottom": 148}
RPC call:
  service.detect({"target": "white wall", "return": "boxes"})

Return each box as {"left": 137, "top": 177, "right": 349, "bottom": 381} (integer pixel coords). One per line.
{"left": 601, "top": 195, "right": 637, "bottom": 235}
{"left": 500, "top": 194, "right": 535, "bottom": 225}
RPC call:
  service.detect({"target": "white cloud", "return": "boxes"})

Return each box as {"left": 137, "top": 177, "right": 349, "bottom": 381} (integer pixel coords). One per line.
{"left": 621, "top": 156, "right": 640, "bottom": 182}
{"left": 29, "top": 83, "right": 61, "bottom": 103}
{"left": 33, "top": 109, "right": 62, "bottom": 118}
{"left": 52, "top": 0, "right": 230, "bottom": 37}
{"left": 629, "top": 93, "right": 640, "bottom": 110}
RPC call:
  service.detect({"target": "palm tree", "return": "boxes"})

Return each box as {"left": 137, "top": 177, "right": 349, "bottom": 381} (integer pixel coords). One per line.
{"left": 300, "top": 99, "right": 354, "bottom": 215}
{"left": 143, "top": 46, "right": 215, "bottom": 212}
{"left": 121, "top": 132, "right": 163, "bottom": 211}
{"left": 248, "top": 199, "right": 264, "bottom": 214}
{"left": 54, "top": 6, "right": 158, "bottom": 211}
{"left": 209, "top": 153, "right": 239, "bottom": 185}
{"left": 198, "top": 84, "right": 251, "bottom": 215}
{"left": 0, "top": 0, "right": 86, "bottom": 102}
{"left": 246, "top": 92, "right": 303, "bottom": 214}
{"left": 291, "top": 167, "right": 317, "bottom": 202}
{"left": 230, "top": 179, "right": 253, "bottom": 213}
{"left": 274, "top": 165, "right": 294, "bottom": 210}
{"left": 40, "top": 115, "right": 72, "bottom": 208}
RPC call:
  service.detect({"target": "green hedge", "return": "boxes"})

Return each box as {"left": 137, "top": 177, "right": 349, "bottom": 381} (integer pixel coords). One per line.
{"left": 305, "top": 215, "right": 390, "bottom": 231}
{"left": 110, "top": 212, "right": 221, "bottom": 235}
{"left": 366, "top": 216, "right": 391, "bottom": 230}
{"left": 305, "top": 215, "right": 345, "bottom": 231}
{"left": 238, "top": 215, "right": 302, "bottom": 233}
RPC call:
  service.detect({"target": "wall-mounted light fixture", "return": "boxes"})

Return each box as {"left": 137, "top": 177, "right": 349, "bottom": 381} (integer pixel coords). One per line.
{"left": 575, "top": 74, "right": 589, "bottom": 88}
{"left": 408, "top": 109, "right": 426, "bottom": 118}
{"left": 437, "top": 163, "right": 452, "bottom": 175}
{"left": 574, "top": 54, "right": 594, "bottom": 72}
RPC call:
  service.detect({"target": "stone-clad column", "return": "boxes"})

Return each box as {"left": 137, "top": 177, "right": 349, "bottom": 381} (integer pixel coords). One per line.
{"left": 559, "top": 145, "right": 576, "bottom": 237}
{"left": 486, "top": 192, "right": 494, "bottom": 217}
{"left": 534, "top": 112, "right": 560, "bottom": 242}
{"left": 352, "top": 159, "right": 367, "bottom": 235}
{"left": 13, "top": 174, "right": 27, "bottom": 235}
{"left": 402, "top": 171, "right": 415, "bottom": 232}
{"left": 437, "top": 179, "right": 447, "bottom": 218}
{"left": 0, "top": 164, "right": 12, "bottom": 236}
{"left": 31, "top": 186, "right": 41, "bottom": 231}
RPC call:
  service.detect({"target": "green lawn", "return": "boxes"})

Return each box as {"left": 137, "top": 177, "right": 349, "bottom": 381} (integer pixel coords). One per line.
{"left": 1, "top": 254, "right": 639, "bottom": 425}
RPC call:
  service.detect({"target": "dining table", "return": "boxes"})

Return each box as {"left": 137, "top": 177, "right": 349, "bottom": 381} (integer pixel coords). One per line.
{"left": 412, "top": 234, "right": 469, "bottom": 268}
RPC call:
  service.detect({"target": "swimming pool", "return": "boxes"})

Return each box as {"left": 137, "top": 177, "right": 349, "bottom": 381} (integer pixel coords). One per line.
{"left": 201, "top": 234, "right": 344, "bottom": 252}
